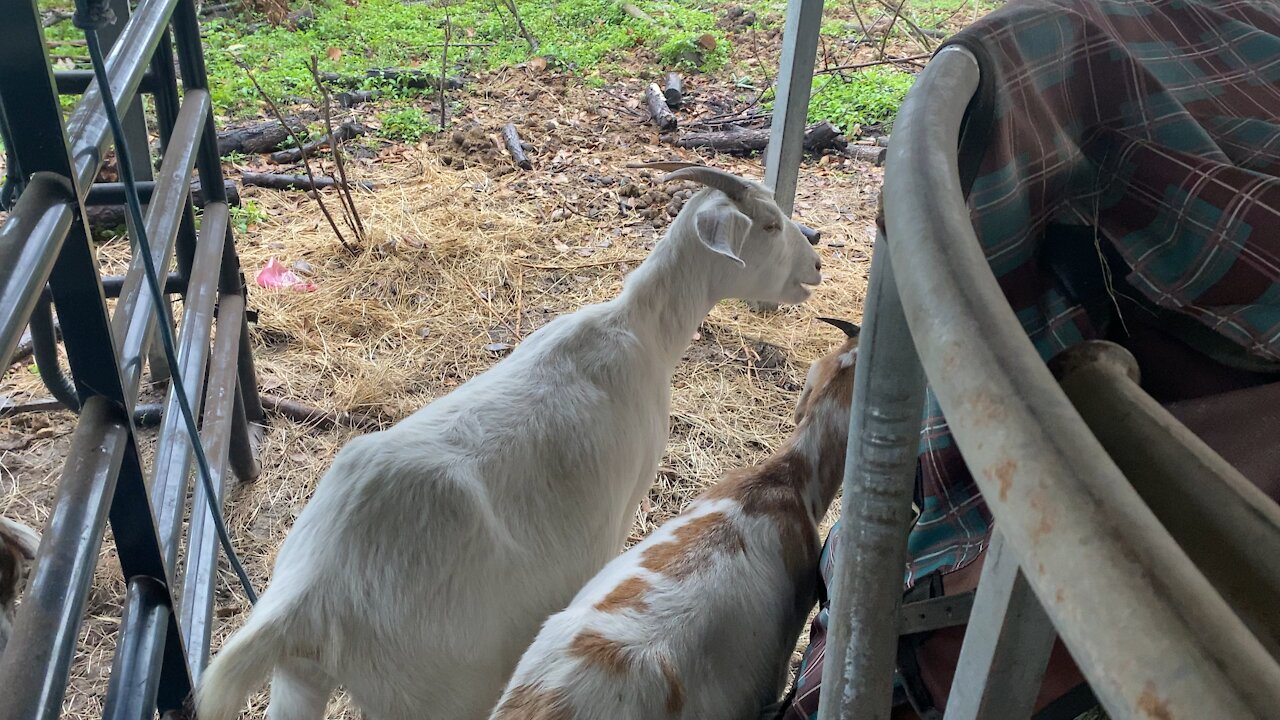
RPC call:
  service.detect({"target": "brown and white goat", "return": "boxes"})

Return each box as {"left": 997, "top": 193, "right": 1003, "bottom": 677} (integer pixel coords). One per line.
{"left": 0, "top": 517, "right": 40, "bottom": 655}
{"left": 489, "top": 318, "right": 860, "bottom": 720}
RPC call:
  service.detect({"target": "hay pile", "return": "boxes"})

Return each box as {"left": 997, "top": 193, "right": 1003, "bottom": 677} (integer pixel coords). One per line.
{"left": 0, "top": 85, "right": 880, "bottom": 717}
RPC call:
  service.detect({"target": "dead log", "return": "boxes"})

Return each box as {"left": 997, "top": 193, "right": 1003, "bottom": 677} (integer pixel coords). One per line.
{"left": 217, "top": 115, "right": 311, "bottom": 156}
{"left": 268, "top": 121, "right": 368, "bottom": 164}
{"left": 846, "top": 144, "right": 887, "bottom": 165}
{"left": 645, "top": 83, "right": 678, "bottom": 131}
{"left": 621, "top": 2, "right": 654, "bottom": 23}
{"left": 320, "top": 69, "right": 464, "bottom": 91}
{"left": 501, "top": 123, "right": 533, "bottom": 170}
{"left": 87, "top": 180, "right": 240, "bottom": 228}
{"left": 676, "top": 120, "right": 846, "bottom": 155}
{"left": 663, "top": 72, "right": 683, "bottom": 109}
{"left": 240, "top": 172, "right": 374, "bottom": 192}
{"left": 335, "top": 89, "right": 377, "bottom": 108}
{"left": 260, "top": 394, "right": 381, "bottom": 432}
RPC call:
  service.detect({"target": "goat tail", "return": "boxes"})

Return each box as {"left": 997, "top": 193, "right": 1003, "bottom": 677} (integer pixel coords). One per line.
{"left": 196, "top": 600, "right": 291, "bottom": 720}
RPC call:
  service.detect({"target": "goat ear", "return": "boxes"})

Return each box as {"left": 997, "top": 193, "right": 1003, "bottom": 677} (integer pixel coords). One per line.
{"left": 694, "top": 202, "right": 750, "bottom": 267}
{"left": 0, "top": 518, "right": 39, "bottom": 560}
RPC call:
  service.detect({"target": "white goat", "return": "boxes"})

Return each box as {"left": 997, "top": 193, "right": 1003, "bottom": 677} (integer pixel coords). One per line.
{"left": 489, "top": 318, "right": 860, "bottom": 720}
{"left": 0, "top": 517, "right": 41, "bottom": 656}
{"left": 197, "top": 163, "right": 823, "bottom": 720}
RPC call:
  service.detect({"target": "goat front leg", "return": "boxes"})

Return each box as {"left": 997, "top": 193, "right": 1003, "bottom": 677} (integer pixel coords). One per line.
{"left": 267, "top": 656, "right": 337, "bottom": 720}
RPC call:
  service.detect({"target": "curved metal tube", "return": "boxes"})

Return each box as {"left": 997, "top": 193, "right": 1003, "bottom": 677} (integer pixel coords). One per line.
{"left": 882, "top": 45, "right": 1280, "bottom": 717}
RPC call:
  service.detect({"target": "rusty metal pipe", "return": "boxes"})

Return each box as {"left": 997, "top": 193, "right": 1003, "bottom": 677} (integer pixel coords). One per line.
{"left": 1052, "top": 340, "right": 1280, "bottom": 657}
{"left": 882, "top": 45, "right": 1280, "bottom": 718}
{"left": 819, "top": 232, "right": 927, "bottom": 720}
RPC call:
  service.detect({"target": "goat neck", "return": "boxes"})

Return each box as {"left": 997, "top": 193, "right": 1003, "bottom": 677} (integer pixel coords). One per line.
{"left": 615, "top": 207, "right": 723, "bottom": 365}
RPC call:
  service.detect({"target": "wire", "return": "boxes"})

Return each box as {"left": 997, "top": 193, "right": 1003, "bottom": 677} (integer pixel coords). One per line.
{"left": 74, "top": 3, "right": 258, "bottom": 604}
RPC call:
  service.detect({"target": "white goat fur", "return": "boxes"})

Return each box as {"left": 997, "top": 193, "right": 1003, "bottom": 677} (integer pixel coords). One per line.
{"left": 0, "top": 517, "right": 41, "bottom": 656}
{"left": 196, "top": 167, "right": 823, "bottom": 720}
{"left": 489, "top": 326, "right": 859, "bottom": 720}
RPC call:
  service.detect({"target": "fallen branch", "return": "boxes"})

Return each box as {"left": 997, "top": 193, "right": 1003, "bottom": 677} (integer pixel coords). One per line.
{"left": 845, "top": 145, "right": 887, "bottom": 165}
{"left": 645, "top": 83, "right": 678, "bottom": 131}
{"left": 0, "top": 398, "right": 66, "bottom": 419}
{"left": 320, "top": 69, "right": 464, "bottom": 92}
{"left": 87, "top": 180, "right": 240, "bottom": 228}
{"left": 268, "top": 121, "right": 367, "bottom": 164}
{"left": 621, "top": 2, "right": 654, "bottom": 23}
{"left": 260, "top": 394, "right": 381, "bottom": 432}
{"left": 218, "top": 115, "right": 311, "bottom": 156}
{"left": 676, "top": 120, "right": 846, "bottom": 155}
{"left": 663, "top": 72, "right": 683, "bottom": 109}
{"left": 501, "top": 123, "right": 533, "bottom": 170}
{"left": 334, "top": 89, "right": 377, "bottom": 108}
{"left": 816, "top": 53, "right": 933, "bottom": 75}
{"left": 874, "top": 0, "right": 940, "bottom": 49}
{"left": 241, "top": 172, "right": 374, "bottom": 192}
{"left": 440, "top": 13, "right": 453, "bottom": 130}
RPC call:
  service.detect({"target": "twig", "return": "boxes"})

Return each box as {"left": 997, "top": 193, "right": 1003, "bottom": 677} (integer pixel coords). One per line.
{"left": 645, "top": 83, "right": 678, "bottom": 131}
{"left": 497, "top": 0, "right": 538, "bottom": 52}
{"left": 238, "top": 59, "right": 356, "bottom": 254}
{"left": 260, "top": 394, "right": 381, "bottom": 432}
{"left": 512, "top": 257, "right": 643, "bottom": 270}
{"left": 814, "top": 53, "right": 933, "bottom": 75}
{"left": 512, "top": 269, "right": 525, "bottom": 341}
{"left": 502, "top": 123, "right": 533, "bottom": 170}
{"left": 874, "top": 0, "right": 937, "bottom": 51}
{"left": 308, "top": 56, "right": 366, "bottom": 242}
{"left": 440, "top": 12, "right": 452, "bottom": 130}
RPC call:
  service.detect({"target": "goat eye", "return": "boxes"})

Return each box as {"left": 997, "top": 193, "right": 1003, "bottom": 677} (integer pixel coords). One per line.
{"left": 764, "top": 223, "right": 781, "bottom": 232}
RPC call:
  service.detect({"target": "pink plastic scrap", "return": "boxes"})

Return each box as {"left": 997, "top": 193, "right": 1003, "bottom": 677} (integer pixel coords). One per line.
{"left": 256, "top": 257, "right": 317, "bottom": 292}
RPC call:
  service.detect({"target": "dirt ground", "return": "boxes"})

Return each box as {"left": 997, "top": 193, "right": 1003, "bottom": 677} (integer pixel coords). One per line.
{"left": 0, "top": 3, "right": 944, "bottom": 716}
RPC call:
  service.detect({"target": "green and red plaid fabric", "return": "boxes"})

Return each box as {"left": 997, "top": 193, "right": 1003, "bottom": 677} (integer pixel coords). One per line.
{"left": 785, "top": 0, "right": 1280, "bottom": 716}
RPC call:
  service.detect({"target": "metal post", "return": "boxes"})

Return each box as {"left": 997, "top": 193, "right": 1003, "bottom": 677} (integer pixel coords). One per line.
{"left": 818, "top": 232, "right": 927, "bottom": 720}
{"left": 764, "top": 0, "right": 825, "bottom": 215}
{"left": 943, "top": 531, "right": 1057, "bottom": 720}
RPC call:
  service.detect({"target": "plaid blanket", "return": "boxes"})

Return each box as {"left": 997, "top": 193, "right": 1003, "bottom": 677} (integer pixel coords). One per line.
{"left": 785, "top": 0, "right": 1280, "bottom": 716}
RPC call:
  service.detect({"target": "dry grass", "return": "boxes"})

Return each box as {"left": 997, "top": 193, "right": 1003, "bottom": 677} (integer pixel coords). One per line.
{"left": 0, "top": 65, "right": 881, "bottom": 718}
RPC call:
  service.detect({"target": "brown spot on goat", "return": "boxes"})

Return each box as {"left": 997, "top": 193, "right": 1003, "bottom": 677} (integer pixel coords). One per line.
{"left": 639, "top": 512, "right": 746, "bottom": 581}
{"left": 492, "top": 684, "right": 572, "bottom": 720}
{"left": 569, "top": 630, "right": 631, "bottom": 676}
{"left": 594, "top": 576, "right": 651, "bottom": 613}
{"left": 706, "top": 462, "right": 819, "bottom": 579}
{"left": 659, "top": 655, "right": 685, "bottom": 715}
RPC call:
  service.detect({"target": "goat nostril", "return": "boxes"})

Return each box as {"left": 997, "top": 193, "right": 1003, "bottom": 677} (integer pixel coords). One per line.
{"left": 815, "top": 259, "right": 823, "bottom": 272}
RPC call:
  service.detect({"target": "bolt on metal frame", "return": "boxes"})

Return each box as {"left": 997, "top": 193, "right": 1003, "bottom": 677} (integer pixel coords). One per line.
{"left": 0, "top": 0, "right": 261, "bottom": 715}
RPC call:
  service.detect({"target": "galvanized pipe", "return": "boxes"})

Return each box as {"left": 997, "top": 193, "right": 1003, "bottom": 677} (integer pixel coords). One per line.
{"left": 54, "top": 69, "right": 159, "bottom": 95}
{"left": 101, "top": 576, "right": 172, "bottom": 720}
{"left": 150, "top": 202, "right": 229, "bottom": 567}
{"left": 182, "top": 293, "right": 247, "bottom": 678}
{"left": 883, "top": 45, "right": 1280, "bottom": 717}
{"left": 1052, "top": 340, "right": 1280, "bottom": 657}
{"left": 64, "top": 0, "right": 181, "bottom": 196}
{"left": 0, "top": 398, "right": 129, "bottom": 720}
{"left": 0, "top": 174, "right": 75, "bottom": 369}
{"left": 943, "top": 531, "right": 1056, "bottom": 720}
{"left": 109, "top": 88, "right": 209, "bottom": 394}
{"left": 819, "top": 232, "right": 927, "bottom": 720}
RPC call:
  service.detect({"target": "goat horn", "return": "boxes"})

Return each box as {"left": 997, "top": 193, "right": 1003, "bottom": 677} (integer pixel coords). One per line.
{"left": 625, "top": 161, "right": 751, "bottom": 202}
{"left": 816, "top": 317, "right": 861, "bottom": 338}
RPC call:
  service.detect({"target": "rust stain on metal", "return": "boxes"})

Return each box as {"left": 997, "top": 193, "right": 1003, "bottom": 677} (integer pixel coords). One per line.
{"left": 986, "top": 459, "right": 1017, "bottom": 502}
{"left": 967, "top": 391, "right": 1009, "bottom": 427}
{"left": 1138, "top": 683, "right": 1173, "bottom": 720}
{"left": 1055, "top": 587, "right": 1065, "bottom": 604}
{"left": 1028, "top": 492, "right": 1055, "bottom": 542}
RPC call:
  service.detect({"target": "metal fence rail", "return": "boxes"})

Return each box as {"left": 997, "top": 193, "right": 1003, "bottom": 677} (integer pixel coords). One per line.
{"left": 818, "top": 45, "right": 1280, "bottom": 720}
{"left": 0, "top": 0, "right": 260, "bottom": 715}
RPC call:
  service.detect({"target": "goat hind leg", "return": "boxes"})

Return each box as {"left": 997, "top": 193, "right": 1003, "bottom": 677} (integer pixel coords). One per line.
{"left": 267, "top": 656, "right": 337, "bottom": 720}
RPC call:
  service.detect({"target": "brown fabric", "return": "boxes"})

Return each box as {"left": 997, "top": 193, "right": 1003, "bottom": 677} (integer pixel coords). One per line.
{"left": 1166, "top": 382, "right": 1280, "bottom": 502}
